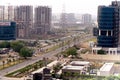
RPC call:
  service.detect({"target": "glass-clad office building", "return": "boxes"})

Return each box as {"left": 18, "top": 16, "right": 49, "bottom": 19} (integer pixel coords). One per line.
{"left": 97, "top": 5, "right": 119, "bottom": 47}
{"left": 0, "top": 21, "right": 16, "bottom": 40}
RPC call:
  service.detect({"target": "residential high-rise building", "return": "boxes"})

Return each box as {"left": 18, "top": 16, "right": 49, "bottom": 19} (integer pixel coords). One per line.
{"left": 0, "top": 6, "right": 5, "bottom": 21}
{"left": 97, "top": 1, "right": 119, "bottom": 47}
{"left": 112, "top": 1, "right": 120, "bottom": 47}
{"left": 60, "top": 13, "right": 67, "bottom": 28}
{"left": 14, "top": 6, "right": 33, "bottom": 38}
{"left": 66, "top": 13, "right": 76, "bottom": 24}
{"left": 60, "top": 4, "right": 67, "bottom": 28}
{"left": 0, "top": 5, "right": 14, "bottom": 21}
{"left": 8, "top": 5, "right": 14, "bottom": 21}
{"left": 82, "top": 14, "right": 92, "bottom": 24}
{"left": 34, "top": 6, "right": 51, "bottom": 35}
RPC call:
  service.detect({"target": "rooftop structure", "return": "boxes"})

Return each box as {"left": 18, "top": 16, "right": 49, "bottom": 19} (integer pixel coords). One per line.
{"left": 32, "top": 67, "right": 46, "bottom": 74}
{"left": 100, "top": 63, "right": 114, "bottom": 72}
{"left": 47, "top": 60, "right": 58, "bottom": 68}
{"left": 70, "top": 61, "right": 90, "bottom": 66}
{"left": 62, "top": 65, "right": 86, "bottom": 75}
{"left": 62, "top": 65, "right": 85, "bottom": 71}
{"left": 99, "top": 63, "right": 114, "bottom": 76}
{"left": 70, "top": 61, "right": 90, "bottom": 71}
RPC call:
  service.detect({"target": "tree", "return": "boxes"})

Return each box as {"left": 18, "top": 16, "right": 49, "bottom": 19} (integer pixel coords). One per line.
{"left": 97, "top": 49, "right": 106, "bottom": 55}
{"left": 2, "top": 60, "right": 5, "bottom": 68}
{"left": 103, "top": 75, "right": 120, "bottom": 80}
{"left": 20, "top": 47, "right": 33, "bottom": 59}
{"left": 10, "top": 41, "right": 24, "bottom": 52}
{"left": 73, "top": 45, "right": 80, "bottom": 50}
{"left": 53, "top": 63, "right": 62, "bottom": 73}
{"left": 38, "top": 61, "right": 43, "bottom": 67}
{"left": 63, "top": 72, "right": 71, "bottom": 79}
{"left": 66, "top": 47, "right": 77, "bottom": 57}
{"left": 0, "top": 41, "right": 10, "bottom": 48}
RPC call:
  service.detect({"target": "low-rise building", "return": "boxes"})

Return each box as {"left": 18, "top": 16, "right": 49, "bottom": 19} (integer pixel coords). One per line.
{"left": 62, "top": 65, "right": 86, "bottom": 74}
{"left": 62, "top": 61, "right": 90, "bottom": 75}
{"left": 99, "top": 63, "right": 114, "bottom": 76}
{"left": 70, "top": 61, "right": 90, "bottom": 71}
{"left": 42, "top": 68, "right": 52, "bottom": 80}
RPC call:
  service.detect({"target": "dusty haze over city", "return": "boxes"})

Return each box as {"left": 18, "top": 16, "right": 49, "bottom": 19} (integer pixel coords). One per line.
{"left": 1, "top": 0, "right": 115, "bottom": 15}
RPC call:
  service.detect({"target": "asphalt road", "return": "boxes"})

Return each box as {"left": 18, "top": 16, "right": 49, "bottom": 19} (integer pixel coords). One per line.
{"left": 0, "top": 34, "right": 94, "bottom": 76}
{"left": 0, "top": 47, "right": 62, "bottom": 76}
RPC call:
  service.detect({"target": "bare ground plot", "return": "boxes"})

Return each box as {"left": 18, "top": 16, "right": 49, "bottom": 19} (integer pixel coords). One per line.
{"left": 81, "top": 54, "right": 120, "bottom": 62}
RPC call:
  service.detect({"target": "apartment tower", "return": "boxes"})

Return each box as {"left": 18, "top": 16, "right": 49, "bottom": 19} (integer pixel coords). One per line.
{"left": 34, "top": 6, "right": 51, "bottom": 35}
{"left": 82, "top": 14, "right": 92, "bottom": 24}
{"left": 14, "top": 6, "right": 33, "bottom": 38}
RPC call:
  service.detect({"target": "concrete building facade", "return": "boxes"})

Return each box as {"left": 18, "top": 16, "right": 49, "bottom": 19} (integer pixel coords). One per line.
{"left": 62, "top": 61, "right": 90, "bottom": 76}
{"left": 82, "top": 14, "right": 92, "bottom": 24}
{"left": 8, "top": 5, "right": 14, "bottom": 21}
{"left": 0, "top": 6, "right": 5, "bottom": 21}
{"left": 0, "top": 6, "right": 14, "bottom": 21}
{"left": 99, "top": 63, "right": 114, "bottom": 76}
{"left": 66, "top": 13, "right": 76, "bottom": 24}
{"left": 14, "top": 5, "right": 33, "bottom": 38}
{"left": 34, "top": 6, "right": 51, "bottom": 35}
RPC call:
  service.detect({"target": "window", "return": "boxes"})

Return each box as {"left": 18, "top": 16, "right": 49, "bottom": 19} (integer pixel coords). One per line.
{"left": 101, "top": 31, "right": 107, "bottom": 36}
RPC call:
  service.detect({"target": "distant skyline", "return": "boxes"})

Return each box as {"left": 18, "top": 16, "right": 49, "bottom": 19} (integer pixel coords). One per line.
{"left": 0, "top": 0, "right": 116, "bottom": 15}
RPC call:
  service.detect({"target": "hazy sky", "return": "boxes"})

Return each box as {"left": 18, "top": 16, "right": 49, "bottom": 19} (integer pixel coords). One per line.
{"left": 0, "top": 0, "right": 115, "bottom": 15}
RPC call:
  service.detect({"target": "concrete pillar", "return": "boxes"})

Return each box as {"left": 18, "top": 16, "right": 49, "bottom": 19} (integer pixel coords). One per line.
{"left": 106, "top": 30, "right": 108, "bottom": 36}
{"left": 96, "top": 50, "right": 97, "bottom": 54}
{"left": 109, "top": 50, "right": 111, "bottom": 55}
{"left": 99, "top": 30, "right": 101, "bottom": 36}
{"left": 115, "top": 50, "right": 117, "bottom": 55}
{"left": 108, "top": 50, "right": 110, "bottom": 55}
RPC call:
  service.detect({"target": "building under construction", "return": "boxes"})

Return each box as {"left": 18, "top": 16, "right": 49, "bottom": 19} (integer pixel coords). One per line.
{"left": 14, "top": 5, "right": 33, "bottom": 38}
{"left": 0, "top": 5, "right": 14, "bottom": 21}
{"left": 34, "top": 6, "right": 51, "bottom": 35}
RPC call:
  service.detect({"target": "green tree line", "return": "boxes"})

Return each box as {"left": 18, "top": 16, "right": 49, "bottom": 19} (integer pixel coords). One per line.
{"left": 0, "top": 41, "right": 34, "bottom": 59}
